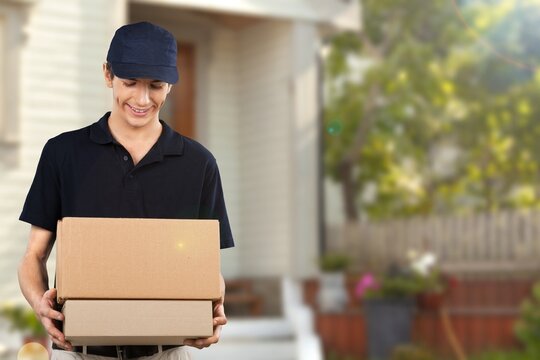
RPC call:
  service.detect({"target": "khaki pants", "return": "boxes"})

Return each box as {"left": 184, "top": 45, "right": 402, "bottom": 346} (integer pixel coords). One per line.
{"left": 51, "top": 347, "right": 192, "bottom": 360}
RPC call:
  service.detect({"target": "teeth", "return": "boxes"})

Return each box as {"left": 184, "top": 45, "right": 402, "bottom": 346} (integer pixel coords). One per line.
{"left": 129, "top": 105, "right": 148, "bottom": 113}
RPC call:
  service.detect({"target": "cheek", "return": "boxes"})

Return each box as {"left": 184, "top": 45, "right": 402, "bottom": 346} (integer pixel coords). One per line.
{"left": 114, "top": 93, "right": 123, "bottom": 106}
{"left": 112, "top": 88, "right": 130, "bottom": 106}
{"left": 154, "top": 92, "right": 169, "bottom": 108}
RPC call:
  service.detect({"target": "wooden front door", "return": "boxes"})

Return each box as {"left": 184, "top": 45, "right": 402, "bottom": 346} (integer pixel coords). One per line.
{"left": 169, "top": 42, "right": 196, "bottom": 139}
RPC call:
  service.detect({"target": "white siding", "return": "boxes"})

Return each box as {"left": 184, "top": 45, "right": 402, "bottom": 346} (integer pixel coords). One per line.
{"left": 289, "top": 22, "right": 320, "bottom": 278}
{"left": 0, "top": 0, "right": 116, "bottom": 302}
{"left": 206, "top": 28, "right": 241, "bottom": 277}
{"left": 236, "top": 21, "right": 294, "bottom": 276}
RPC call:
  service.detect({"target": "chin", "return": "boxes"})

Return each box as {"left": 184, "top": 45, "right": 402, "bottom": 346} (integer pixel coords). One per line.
{"left": 126, "top": 117, "right": 154, "bottom": 129}
{"left": 122, "top": 109, "right": 157, "bottom": 127}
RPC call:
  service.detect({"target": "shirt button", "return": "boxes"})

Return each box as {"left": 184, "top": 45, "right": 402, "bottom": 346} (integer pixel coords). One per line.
{"left": 123, "top": 155, "right": 128, "bottom": 161}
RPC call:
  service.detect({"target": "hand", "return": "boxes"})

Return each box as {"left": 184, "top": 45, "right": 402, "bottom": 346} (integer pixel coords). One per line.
{"left": 35, "top": 288, "right": 73, "bottom": 351}
{"left": 184, "top": 296, "right": 227, "bottom": 349}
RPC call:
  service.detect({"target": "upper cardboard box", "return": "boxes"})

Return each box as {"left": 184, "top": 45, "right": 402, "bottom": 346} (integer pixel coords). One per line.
{"left": 56, "top": 217, "right": 220, "bottom": 303}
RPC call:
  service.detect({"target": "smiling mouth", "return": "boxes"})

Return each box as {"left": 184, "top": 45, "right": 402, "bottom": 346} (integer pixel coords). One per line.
{"left": 127, "top": 104, "right": 150, "bottom": 114}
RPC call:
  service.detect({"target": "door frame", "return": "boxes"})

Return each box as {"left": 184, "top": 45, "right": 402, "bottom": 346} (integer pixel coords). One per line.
{"left": 129, "top": 5, "right": 213, "bottom": 143}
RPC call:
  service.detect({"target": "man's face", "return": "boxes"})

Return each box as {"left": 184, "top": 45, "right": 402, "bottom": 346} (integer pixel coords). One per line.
{"left": 104, "top": 65, "right": 172, "bottom": 129}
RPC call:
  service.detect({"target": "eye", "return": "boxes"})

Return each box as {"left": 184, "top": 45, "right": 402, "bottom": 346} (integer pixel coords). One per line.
{"left": 151, "top": 83, "right": 165, "bottom": 90}
{"left": 123, "top": 81, "right": 136, "bottom": 87}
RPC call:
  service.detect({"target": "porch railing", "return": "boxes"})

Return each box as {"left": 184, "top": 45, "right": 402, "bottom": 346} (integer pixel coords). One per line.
{"left": 327, "top": 209, "right": 540, "bottom": 274}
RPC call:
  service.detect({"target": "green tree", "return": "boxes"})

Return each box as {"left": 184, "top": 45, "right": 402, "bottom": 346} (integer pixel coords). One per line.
{"left": 325, "top": 0, "right": 540, "bottom": 221}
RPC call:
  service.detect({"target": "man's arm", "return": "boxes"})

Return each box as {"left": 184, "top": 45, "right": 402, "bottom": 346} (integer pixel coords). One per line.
{"left": 184, "top": 272, "right": 227, "bottom": 349}
{"left": 18, "top": 225, "right": 73, "bottom": 351}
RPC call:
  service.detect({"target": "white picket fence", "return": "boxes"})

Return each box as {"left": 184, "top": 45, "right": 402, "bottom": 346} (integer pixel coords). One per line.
{"left": 327, "top": 210, "right": 540, "bottom": 274}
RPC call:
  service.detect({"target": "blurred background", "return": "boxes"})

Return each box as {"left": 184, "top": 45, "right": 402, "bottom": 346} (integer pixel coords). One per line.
{"left": 1, "top": 0, "right": 540, "bottom": 359}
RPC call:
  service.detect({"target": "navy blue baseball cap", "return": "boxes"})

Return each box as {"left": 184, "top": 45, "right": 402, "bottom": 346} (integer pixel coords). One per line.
{"left": 106, "top": 22, "right": 179, "bottom": 84}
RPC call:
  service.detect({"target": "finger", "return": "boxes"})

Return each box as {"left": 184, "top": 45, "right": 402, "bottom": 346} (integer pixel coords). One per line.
{"left": 213, "top": 303, "right": 225, "bottom": 313}
{"left": 213, "top": 297, "right": 224, "bottom": 306}
{"left": 196, "top": 326, "right": 223, "bottom": 348}
{"left": 195, "top": 338, "right": 212, "bottom": 349}
{"left": 41, "top": 307, "right": 64, "bottom": 321}
{"left": 45, "top": 323, "right": 66, "bottom": 343}
{"left": 183, "top": 339, "right": 202, "bottom": 349}
{"left": 64, "top": 340, "right": 73, "bottom": 351}
{"left": 184, "top": 338, "right": 210, "bottom": 349}
{"left": 213, "top": 307, "right": 226, "bottom": 322}
{"left": 200, "top": 335, "right": 218, "bottom": 348}
{"left": 208, "top": 325, "right": 222, "bottom": 345}
{"left": 42, "top": 319, "right": 66, "bottom": 342}
{"left": 43, "top": 289, "right": 59, "bottom": 309}
{"left": 43, "top": 288, "right": 57, "bottom": 301}
{"left": 50, "top": 335, "right": 73, "bottom": 351}
{"left": 183, "top": 339, "right": 193, "bottom": 347}
{"left": 52, "top": 334, "right": 73, "bottom": 351}
{"left": 213, "top": 316, "right": 227, "bottom": 326}
{"left": 214, "top": 324, "right": 222, "bottom": 339}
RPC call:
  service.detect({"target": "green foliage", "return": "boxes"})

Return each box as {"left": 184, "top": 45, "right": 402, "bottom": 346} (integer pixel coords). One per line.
{"left": 326, "top": 351, "right": 360, "bottom": 360}
{"left": 319, "top": 253, "right": 350, "bottom": 272}
{"left": 468, "top": 349, "right": 531, "bottom": 360}
{"left": 514, "top": 282, "right": 540, "bottom": 358}
{"left": 0, "top": 303, "right": 46, "bottom": 337}
{"left": 364, "top": 272, "right": 428, "bottom": 299}
{"left": 357, "top": 251, "right": 446, "bottom": 300}
{"left": 391, "top": 344, "right": 436, "bottom": 360}
{"left": 415, "top": 268, "right": 447, "bottom": 294}
{"left": 324, "top": 0, "right": 540, "bottom": 219}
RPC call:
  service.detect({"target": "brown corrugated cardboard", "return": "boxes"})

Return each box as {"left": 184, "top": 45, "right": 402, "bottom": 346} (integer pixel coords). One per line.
{"left": 56, "top": 217, "right": 220, "bottom": 302}
{"left": 63, "top": 300, "right": 213, "bottom": 345}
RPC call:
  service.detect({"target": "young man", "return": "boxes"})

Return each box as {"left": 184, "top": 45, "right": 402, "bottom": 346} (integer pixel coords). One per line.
{"left": 17, "top": 22, "right": 234, "bottom": 359}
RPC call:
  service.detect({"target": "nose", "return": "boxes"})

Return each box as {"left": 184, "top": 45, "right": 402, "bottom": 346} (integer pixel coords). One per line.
{"left": 135, "top": 84, "right": 150, "bottom": 106}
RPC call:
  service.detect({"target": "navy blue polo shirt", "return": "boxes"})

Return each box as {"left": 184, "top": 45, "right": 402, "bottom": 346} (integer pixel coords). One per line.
{"left": 20, "top": 112, "right": 234, "bottom": 248}
{"left": 19, "top": 112, "right": 234, "bottom": 356}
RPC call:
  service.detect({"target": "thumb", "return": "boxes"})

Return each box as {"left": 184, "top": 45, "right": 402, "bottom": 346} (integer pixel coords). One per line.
{"left": 44, "top": 288, "right": 57, "bottom": 300}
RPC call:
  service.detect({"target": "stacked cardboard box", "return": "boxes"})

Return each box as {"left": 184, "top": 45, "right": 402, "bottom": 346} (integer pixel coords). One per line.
{"left": 56, "top": 217, "right": 220, "bottom": 345}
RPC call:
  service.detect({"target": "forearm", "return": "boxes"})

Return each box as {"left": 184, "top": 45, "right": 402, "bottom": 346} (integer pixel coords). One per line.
{"left": 18, "top": 253, "right": 50, "bottom": 311}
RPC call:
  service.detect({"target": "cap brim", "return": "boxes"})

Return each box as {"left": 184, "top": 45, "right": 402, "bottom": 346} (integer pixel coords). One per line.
{"left": 110, "top": 62, "right": 178, "bottom": 84}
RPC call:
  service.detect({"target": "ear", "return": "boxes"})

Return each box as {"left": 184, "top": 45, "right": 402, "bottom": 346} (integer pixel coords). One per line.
{"left": 166, "top": 84, "right": 173, "bottom": 94}
{"left": 103, "top": 63, "right": 113, "bottom": 88}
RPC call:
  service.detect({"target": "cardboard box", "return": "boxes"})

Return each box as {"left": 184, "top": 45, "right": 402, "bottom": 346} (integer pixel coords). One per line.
{"left": 63, "top": 300, "right": 213, "bottom": 345}
{"left": 56, "top": 217, "right": 220, "bottom": 302}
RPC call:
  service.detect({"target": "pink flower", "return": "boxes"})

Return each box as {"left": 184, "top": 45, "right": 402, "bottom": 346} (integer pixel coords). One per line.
{"left": 355, "top": 273, "right": 379, "bottom": 298}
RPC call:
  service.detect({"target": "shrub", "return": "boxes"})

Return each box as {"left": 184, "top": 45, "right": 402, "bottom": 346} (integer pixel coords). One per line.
{"left": 391, "top": 344, "right": 435, "bottom": 360}
{"left": 514, "top": 282, "right": 540, "bottom": 358}
{"left": 319, "top": 253, "right": 350, "bottom": 272}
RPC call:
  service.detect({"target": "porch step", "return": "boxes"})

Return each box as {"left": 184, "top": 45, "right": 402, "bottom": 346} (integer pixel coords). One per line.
{"left": 189, "top": 317, "right": 296, "bottom": 360}
{"left": 220, "top": 318, "right": 294, "bottom": 340}
{"left": 190, "top": 340, "right": 296, "bottom": 360}
{"left": 195, "top": 278, "right": 323, "bottom": 360}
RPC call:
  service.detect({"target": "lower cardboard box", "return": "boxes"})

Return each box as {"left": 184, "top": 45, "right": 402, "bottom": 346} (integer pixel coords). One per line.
{"left": 63, "top": 300, "right": 213, "bottom": 346}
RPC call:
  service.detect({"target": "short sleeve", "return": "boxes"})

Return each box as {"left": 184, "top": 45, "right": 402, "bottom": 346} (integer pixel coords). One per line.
{"left": 199, "top": 158, "right": 234, "bottom": 249}
{"left": 19, "top": 140, "right": 62, "bottom": 233}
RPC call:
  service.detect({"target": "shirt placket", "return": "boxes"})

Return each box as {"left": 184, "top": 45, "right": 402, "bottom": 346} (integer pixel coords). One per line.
{"left": 114, "top": 144, "right": 144, "bottom": 214}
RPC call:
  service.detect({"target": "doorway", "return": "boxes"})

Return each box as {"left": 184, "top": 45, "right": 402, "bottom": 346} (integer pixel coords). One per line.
{"left": 168, "top": 42, "right": 196, "bottom": 139}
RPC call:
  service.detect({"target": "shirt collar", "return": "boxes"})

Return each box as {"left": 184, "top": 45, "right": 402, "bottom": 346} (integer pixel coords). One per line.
{"left": 89, "top": 112, "right": 184, "bottom": 157}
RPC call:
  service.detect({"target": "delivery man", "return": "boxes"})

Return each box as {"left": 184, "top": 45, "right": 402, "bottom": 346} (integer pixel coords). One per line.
{"left": 17, "top": 21, "right": 234, "bottom": 359}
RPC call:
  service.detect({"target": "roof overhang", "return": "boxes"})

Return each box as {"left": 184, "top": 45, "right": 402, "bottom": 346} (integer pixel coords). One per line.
{"left": 130, "top": 0, "right": 361, "bottom": 32}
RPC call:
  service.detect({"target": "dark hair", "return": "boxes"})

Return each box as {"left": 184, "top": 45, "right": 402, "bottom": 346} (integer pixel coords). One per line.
{"left": 105, "top": 62, "right": 115, "bottom": 79}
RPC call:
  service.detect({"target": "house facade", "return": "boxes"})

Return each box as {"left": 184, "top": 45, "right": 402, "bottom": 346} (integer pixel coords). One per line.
{"left": 0, "top": 0, "right": 360, "bottom": 302}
